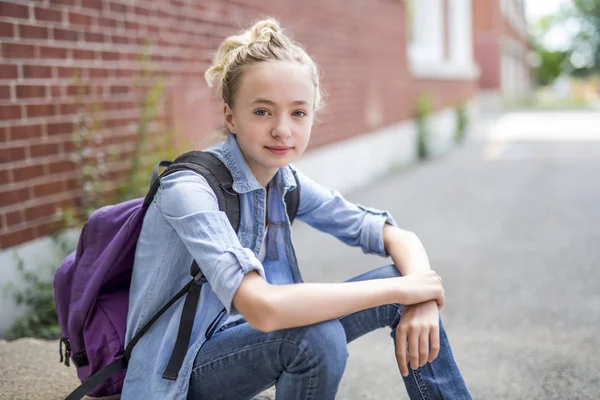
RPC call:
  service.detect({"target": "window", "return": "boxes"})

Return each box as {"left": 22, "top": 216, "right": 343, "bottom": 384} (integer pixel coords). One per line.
{"left": 407, "top": 0, "right": 478, "bottom": 79}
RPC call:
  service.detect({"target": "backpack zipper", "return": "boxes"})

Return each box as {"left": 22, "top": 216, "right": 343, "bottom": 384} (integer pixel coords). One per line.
{"left": 205, "top": 308, "right": 226, "bottom": 340}
{"left": 59, "top": 337, "right": 71, "bottom": 367}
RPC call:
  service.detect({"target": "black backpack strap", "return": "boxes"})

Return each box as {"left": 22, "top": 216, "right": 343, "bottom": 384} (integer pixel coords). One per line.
{"left": 285, "top": 166, "right": 301, "bottom": 224}
{"left": 65, "top": 357, "right": 127, "bottom": 400}
{"left": 152, "top": 151, "right": 240, "bottom": 381}
{"left": 64, "top": 278, "right": 198, "bottom": 400}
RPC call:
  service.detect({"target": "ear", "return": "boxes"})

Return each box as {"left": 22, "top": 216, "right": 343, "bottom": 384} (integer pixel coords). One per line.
{"left": 224, "top": 104, "right": 236, "bottom": 134}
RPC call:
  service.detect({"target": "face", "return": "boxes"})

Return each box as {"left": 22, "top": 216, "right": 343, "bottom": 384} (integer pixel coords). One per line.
{"left": 224, "top": 61, "right": 315, "bottom": 187}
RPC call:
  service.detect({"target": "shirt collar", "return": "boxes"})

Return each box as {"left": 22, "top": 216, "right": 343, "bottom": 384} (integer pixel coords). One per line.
{"left": 214, "top": 133, "right": 297, "bottom": 194}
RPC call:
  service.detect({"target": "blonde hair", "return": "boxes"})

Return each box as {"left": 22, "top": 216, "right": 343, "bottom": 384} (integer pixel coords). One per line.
{"left": 205, "top": 18, "right": 324, "bottom": 111}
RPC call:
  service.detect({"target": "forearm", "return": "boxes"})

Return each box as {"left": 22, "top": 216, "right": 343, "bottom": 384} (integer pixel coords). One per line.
{"left": 383, "top": 224, "right": 432, "bottom": 275}
{"left": 234, "top": 272, "right": 400, "bottom": 332}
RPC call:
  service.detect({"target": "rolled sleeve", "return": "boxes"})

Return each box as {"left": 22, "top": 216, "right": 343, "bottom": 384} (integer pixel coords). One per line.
{"left": 157, "top": 170, "right": 265, "bottom": 315}
{"left": 357, "top": 204, "right": 398, "bottom": 257}
{"left": 295, "top": 168, "right": 398, "bottom": 256}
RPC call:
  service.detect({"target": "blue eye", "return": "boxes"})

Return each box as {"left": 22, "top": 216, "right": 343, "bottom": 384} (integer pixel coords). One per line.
{"left": 293, "top": 110, "right": 307, "bottom": 117}
{"left": 254, "top": 109, "right": 269, "bottom": 116}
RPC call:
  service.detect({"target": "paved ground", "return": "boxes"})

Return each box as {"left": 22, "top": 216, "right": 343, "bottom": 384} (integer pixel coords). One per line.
{"left": 292, "top": 109, "right": 600, "bottom": 399}
{"left": 1, "top": 109, "right": 599, "bottom": 399}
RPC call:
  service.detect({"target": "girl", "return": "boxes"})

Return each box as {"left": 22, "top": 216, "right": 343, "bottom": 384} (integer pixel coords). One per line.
{"left": 123, "top": 18, "right": 471, "bottom": 400}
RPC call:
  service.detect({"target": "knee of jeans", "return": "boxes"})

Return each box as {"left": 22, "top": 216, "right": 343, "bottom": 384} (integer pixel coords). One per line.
{"left": 297, "top": 320, "right": 348, "bottom": 374}
{"left": 370, "top": 264, "right": 402, "bottom": 279}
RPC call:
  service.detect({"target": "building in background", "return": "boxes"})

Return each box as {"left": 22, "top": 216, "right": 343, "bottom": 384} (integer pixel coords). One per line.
{"left": 473, "top": 0, "right": 533, "bottom": 108}
{"left": 0, "top": 0, "right": 479, "bottom": 334}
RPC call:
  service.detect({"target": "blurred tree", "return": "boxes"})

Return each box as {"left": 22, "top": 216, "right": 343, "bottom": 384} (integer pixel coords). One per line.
{"left": 533, "top": 46, "right": 568, "bottom": 85}
{"left": 568, "top": 0, "right": 600, "bottom": 76}
{"left": 537, "top": 0, "right": 600, "bottom": 77}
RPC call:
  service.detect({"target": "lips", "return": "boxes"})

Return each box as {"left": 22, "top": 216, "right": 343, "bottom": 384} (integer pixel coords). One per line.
{"left": 265, "top": 146, "right": 293, "bottom": 155}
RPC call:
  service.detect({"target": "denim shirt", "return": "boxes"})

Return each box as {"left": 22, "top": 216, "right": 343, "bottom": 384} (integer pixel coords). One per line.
{"left": 122, "top": 133, "right": 396, "bottom": 400}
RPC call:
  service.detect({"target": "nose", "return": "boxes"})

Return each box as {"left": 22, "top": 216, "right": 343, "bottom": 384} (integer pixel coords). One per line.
{"left": 271, "top": 116, "right": 292, "bottom": 139}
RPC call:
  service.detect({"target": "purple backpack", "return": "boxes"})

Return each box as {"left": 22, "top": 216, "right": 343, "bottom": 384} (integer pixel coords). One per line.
{"left": 54, "top": 151, "right": 300, "bottom": 400}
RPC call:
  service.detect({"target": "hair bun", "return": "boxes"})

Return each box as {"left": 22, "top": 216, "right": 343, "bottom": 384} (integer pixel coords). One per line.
{"left": 250, "top": 19, "right": 281, "bottom": 42}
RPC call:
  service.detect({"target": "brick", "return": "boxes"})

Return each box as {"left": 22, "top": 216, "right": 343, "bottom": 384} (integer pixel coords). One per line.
{"left": 124, "top": 21, "right": 140, "bottom": 30}
{"left": 0, "top": 21, "right": 14, "bottom": 37}
{"left": 101, "top": 51, "right": 120, "bottom": 61}
{"left": 65, "top": 84, "right": 91, "bottom": 96}
{"left": 0, "top": 127, "right": 7, "bottom": 143}
{"left": 111, "top": 35, "right": 131, "bottom": 45}
{"left": 51, "top": 0, "right": 78, "bottom": 6}
{"left": 49, "top": 84, "right": 63, "bottom": 98}
{"left": 72, "top": 49, "right": 96, "bottom": 60}
{"left": 56, "top": 67, "right": 79, "bottom": 78}
{"left": 0, "top": 227, "right": 36, "bottom": 250}
{"left": 0, "top": 105, "right": 21, "bottom": 119}
{"left": 48, "top": 159, "right": 73, "bottom": 174}
{"left": 25, "top": 201, "right": 57, "bottom": 221}
{"left": 27, "top": 102, "right": 56, "bottom": 119}
{"left": 46, "top": 121, "right": 74, "bottom": 136}
{"left": 22, "top": 65, "right": 53, "bottom": 79}
{"left": 5, "top": 210, "right": 22, "bottom": 227}
{"left": 110, "top": 85, "right": 129, "bottom": 95}
{"left": 53, "top": 27, "right": 79, "bottom": 41}
{"left": 0, "top": 64, "right": 18, "bottom": 79}
{"left": 39, "top": 45, "right": 68, "bottom": 59}
{"left": 0, "top": 2, "right": 29, "bottom": 19}
{"left": 69, "top": 12, "right": 93, "bottom": 26}
{"left": 64, "top": 177, "right": 78, "bottom": 190}
{"left": 36, "top": 219, "right": 61, "bottom": 237}
{"left": 0, "top": 146, "right": 26, "bottom": 163}
{"left": 58, "top": 103, "right": 78, "bottom": 114}
{"left": 0, "top": 187, "right": 29, "bottom": 207}
{"left": 0, "top": 85, "right": 10, "bottom": 100}
{"left": 35, "top": 6, "right": 62, "bottom": 23}
{"left": 12, "top": 164, "right": 44, "bottom": 181}
{"left": 84, "top": 32, "right": 104, "bottom": 42}
{"left": 2, "top": 43, "right": 36, "bottom": 59}
{"left": 33, "top": 180, "right": 65, "bottom": 197}
{"left": 80, "top": 0, "right": 103, "bottom": 10}
{"left": 18, "top": 23, "right": 49, "bottom": 40}
{"left": 134, "top": 6, "right": 149, "bottom": 16}
{"left": 11, "top": 125, "right": 43, "bottom": 140}
{"left": 0, "top": 168, "right": 9, "bottom": 184}
{"left": 98, "top": 17, "right": 117, "bottom": 28}
{"left": 108, "top": 2, "right": 128, "bottom": 13}
{"left": 30, "top": 142, "right": 60, "bottom": 158}
{"left": 88, "top": 68, "right": 110, "bottom": 78}
{"left": 16, "top": 85, "right": 47, "bottom": 99}
{"left": 115, "top": 69, "right": 134, "bottom": 78}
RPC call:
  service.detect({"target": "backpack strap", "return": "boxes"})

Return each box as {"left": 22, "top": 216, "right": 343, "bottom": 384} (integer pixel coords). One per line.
{"left": 285, "top": 167, "right": 300, "bottom": 224}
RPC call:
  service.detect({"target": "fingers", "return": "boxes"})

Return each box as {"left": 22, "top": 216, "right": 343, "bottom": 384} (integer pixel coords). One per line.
{"left": 419, "top": 331, "right": 429, "bottom": 367}
{"left": 408, "top": 331, "right": 420, "bottom": 371}
{"left": 429, "top": 325, "right": 440, "bottom": 363}
{"left": 396, "top": 327, "right": 409, "bottom": 377}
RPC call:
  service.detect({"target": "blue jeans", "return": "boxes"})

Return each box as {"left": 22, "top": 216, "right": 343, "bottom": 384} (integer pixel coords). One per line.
{"left": 188, "top": 265, "right": 471, "bottom": 399}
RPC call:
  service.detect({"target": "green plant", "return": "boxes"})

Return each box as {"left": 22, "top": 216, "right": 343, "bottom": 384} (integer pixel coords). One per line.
{"left": 4, "top": 41, "right": 180, "bottom": 340}
{"left": 415, "top": 92, "right": 433, "bottom": 160}
{"left": 4, "top": 255, "right": 61, "bottom": 340}
{"left": 455, "top": 104, "right": 468, "bottom": 144}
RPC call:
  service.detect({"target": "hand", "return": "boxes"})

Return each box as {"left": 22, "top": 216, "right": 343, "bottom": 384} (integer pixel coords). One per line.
{"left": 395, "top": 300, "right": 440, "bottom": 377}
{"left": 396, "top": 270, "right": 445, "bottom": 308}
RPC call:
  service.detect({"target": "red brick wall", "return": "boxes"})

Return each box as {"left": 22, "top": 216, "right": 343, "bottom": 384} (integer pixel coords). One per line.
{"left": 0, "top": 0, "right": 475, "bottom": 249}
{"left": 473, "top": 0, "right": 530, "bottom": 91}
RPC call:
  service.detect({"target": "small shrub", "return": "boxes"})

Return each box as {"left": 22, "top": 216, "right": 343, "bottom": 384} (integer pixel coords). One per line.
{"left": 416, "top": 92, "right": 433, "bottom": 160}
{"left": 455, "top": 103, "right": 469, "bottom": 144}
